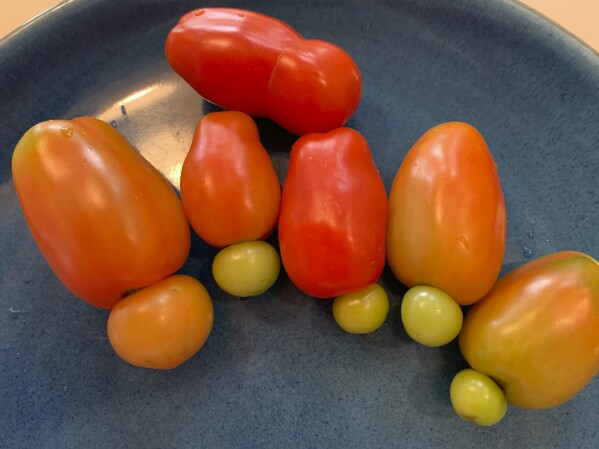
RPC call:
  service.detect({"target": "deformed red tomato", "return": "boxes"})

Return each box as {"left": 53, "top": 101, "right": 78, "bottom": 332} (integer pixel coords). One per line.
{"left": 386, "top": 122, "right": 506, "bottom": 305}
{"left": 278, "top": 127, "right": 387, "bottom": 298}
{"left": 180, "top": 111, "right": 281, "bottom": 248}
{"left": 459, "top": 251, "right": 599, "bottom": 409}
{"left": 11, "top": 117, "right": 191, "bottom": 309}
{"left": 165, "top": 8, "right": 361, "bottom": 136}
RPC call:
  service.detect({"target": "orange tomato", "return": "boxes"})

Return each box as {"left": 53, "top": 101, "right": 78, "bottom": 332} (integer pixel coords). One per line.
{"left": 11, "top": 117, "right": 191, "bottom": 309}
{"left": 386, "top": 122, "right": 506, "bottom": 305}
{"left": 180, "top": 111, "right": 281, "bottom": 248}
{"left": 459, "top": 251, "right": 599, "bottom": 409}
{"left": 107, "top": 274, "right": 214, "bottom": 370}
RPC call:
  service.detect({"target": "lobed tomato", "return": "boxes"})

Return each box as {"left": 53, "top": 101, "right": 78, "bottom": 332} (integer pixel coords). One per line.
{"left": 386, "top": 122, "right": 506, "bottom": 305}
{"left": 278, "top": 127, "right": 387, "bottom": 298}
{"left": 180, "top": 111, "right": 281, "bottom": 248}
{"left": 107, "top": 275, "right": 214, "bottom": 370}
{"left": 11, "top": 117, "right": 191, "bottom": 309}
{"left": 165, "top": 8, "right": 361, "bottom": 136}
{"left": 459, "top": 251, "right": 599, "bottom": 409}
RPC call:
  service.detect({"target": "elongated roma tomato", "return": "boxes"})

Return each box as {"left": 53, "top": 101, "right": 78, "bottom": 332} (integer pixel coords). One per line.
{"left": 459, "top": 251, "right": 599, "bottom": 409}
{"left": 278, "top": 128, "right": 387, "bottom": 298}
{"left": 165, "top": 8, "right": 361, "bottom": 136}
{"left": 180, "top": 111, "right": 281, "bottom": 248}
{"left": 12, "top": 117, "right": 191, "bottom": 309}
{"left": 107, "top": 274, "right": 214, "bottom": 370}
{"left": 386, "top": 122, "right": 506, "bottom": 305}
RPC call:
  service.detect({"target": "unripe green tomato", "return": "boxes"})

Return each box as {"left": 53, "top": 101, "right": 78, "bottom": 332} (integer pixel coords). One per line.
{"left": 212, "top": 240, "right": 280, "bottom": 297}
{"left": 450, "top": 369, "right": 508, "bottom": 426}
{"left": 332, "top": 283, "right": 389, "bottom": 334}
{"left": 400, "top": 285, "right": 463, "bottom": 347}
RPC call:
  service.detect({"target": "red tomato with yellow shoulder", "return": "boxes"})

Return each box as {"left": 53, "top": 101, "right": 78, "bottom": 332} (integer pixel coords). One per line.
{"left": 459, "top": 251, "right": 599, "bottom": 409}
{"left": 180, "top": 111, "right": 281, "bottom": 248}
{"left": 278, "top": 127, "right": 387, "bottom": 298}
{"left": 386, "top": 122, "right": 506, "bottom": 305}
{"left": 107, "top": 274, "right": 214, "bottom": 370}
{"left": 165, "top": 8, "right": 361, "bottom": 136}
{"left": 11, "top": 117, "right": 191, "bottom": 309}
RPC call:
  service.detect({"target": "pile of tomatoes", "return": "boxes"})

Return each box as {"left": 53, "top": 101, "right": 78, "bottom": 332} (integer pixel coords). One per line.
{"left": 10, "top": 8, "right": 599, "bottom": 427}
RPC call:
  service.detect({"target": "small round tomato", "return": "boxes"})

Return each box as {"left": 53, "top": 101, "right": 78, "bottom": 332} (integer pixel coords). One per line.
{"left": 212, "top": 240, "right": 281, "bottom": 297}
{"left": 107, "top": 275, "right": 213, "bottom": 370}
{"left": 450, "top": 369, "right": 508, "bottom": 427}
{"left": 400, "top": 285, "right": 463, "bottom": 347}
{"left": 332, "top": 283, "right": 389, "bottom": 334}
{"left": 387, "top": 122, "right": 506, "bottom": 305}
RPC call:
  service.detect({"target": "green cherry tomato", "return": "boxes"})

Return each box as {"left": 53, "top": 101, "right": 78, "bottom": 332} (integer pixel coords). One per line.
{"left": 400, "top": 285, "right": 463, "bottom": 347}
{"left": 450, "top": 369, "right": 508, "bottom": 426}
{"left": 212, "top": 240, "right": 281, "bottom": 297}
{"left": 332, "top": 283, "right": 389, "bottom": 334}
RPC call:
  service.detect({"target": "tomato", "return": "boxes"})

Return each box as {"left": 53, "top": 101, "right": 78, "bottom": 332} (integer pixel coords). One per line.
{"left": 180, "top": 111, "right": 281, "bottom": 248}
{"left": 459, "top": 251, "right": 599, "bottom": 409}
{"left": 386, "top": 122, "right": 506, "bottom": 305}
{"left": 278, "top": 127, "right": 387, "bottom": 298}
{"left": 165, "top": 8, "right": 361, "bottom": 136}
{"left": 400, "top": 285, "right": 463, "bottom": 347}
{"left": 212, "top": 240, "right": 281, "bottom": 297}
{"left": 332, "top": 283, "right": 389, "bottom": 334}
{"left": 11, "top": 117, "right": 190, "bottom": 309}
{"left": 107, "top": 274, "right": 213, "bottom": 370}
{"left": 450, "top": 369, "right": 508, "bottom": 426}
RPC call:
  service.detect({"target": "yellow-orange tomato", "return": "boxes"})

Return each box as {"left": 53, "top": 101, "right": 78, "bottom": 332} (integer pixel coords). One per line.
{"left": 459, "top": 251, "right": 599, "bottom": 409}
{"left": 180, "top": 111, "right": 281, "bottom": 248}
{"left": 386, "top": 122, "right": 505, "bottom": 305}
{"left": 11, "top": 117, "right": 191, "bottom": 309}
{"left": 107, "top": 275, "right": 214, "bottom": 370}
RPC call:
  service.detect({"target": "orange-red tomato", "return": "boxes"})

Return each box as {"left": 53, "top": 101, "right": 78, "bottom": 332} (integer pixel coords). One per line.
{"left": 165, "top": 8, "right": 361, "bottom": 136}
{"left": 11, "top": 117, "right": 191, "bottom": 309}
{"left": 107, "top": 274, "right": 214, "bottom": 370}
{"left": 180, "top": 111, "right": 281, "bottom": 248}
{"left": 459, "top": 251, "right": 599, "bottom": 409}
{"left": 278, "top": 127, "right": 387, "bottom": 298}
{"left": 386, "top": 122, "right": 506, "bottom": 305}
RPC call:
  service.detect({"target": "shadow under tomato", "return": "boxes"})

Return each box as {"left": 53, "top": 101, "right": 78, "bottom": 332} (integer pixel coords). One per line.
{"left": 406, "top": 338, "right": 470, "bottom": 420}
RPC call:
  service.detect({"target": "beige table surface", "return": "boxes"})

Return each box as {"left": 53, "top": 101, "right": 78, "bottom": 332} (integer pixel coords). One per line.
{"left": 1, "top": 1, "right": 598, "bottom": 50}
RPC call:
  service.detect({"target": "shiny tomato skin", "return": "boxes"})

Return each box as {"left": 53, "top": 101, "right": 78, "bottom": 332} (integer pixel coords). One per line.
{"left": 386, "top": 122, "right": 506, "bottom": 305}
{"left": 278, "top": 127, "right": 387, "bottom": 298}
{"left": 11, "top": 117, "right": 191, "bottom": 309}
{"left": 180, "top": 111, "right": 281, "bottom": 248}
{"left": 165, "top": 8, "right": 361, "bottom": 136}
{"left": 107, "top": 274, "right": 214, "bottom": 370}
{"left": 459, "top": 251, "right": 599, "bottom": 409}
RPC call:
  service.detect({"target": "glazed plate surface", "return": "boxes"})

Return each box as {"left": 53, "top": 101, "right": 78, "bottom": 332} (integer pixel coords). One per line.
{"left": 1, "top": 0, "right": 598, "bottom": 448}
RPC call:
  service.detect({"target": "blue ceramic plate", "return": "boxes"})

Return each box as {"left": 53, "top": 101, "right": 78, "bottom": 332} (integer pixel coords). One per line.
{"left": 1, "top": 1, "right": 598, "bottom": 448}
